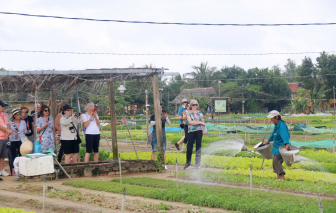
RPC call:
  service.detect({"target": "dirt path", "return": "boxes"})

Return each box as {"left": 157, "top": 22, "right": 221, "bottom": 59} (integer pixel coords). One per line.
{"left": 0, "top": 190, "right": 108, "bottom": 213}
{"left": 1, "top": 175, "right": 227, "bottom": 212}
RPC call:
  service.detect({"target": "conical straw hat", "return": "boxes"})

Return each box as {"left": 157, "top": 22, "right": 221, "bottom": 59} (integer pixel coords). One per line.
{"left": 20, "top": 140, "right": 33, "bottom": 155}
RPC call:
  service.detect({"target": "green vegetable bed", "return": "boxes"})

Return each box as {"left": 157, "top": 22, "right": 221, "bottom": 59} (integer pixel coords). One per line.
{"left": 177, "top": 170, "right": 336, "bottom": 196}
{"left": 0, "top": 208, "right": 35, "bottom": 213}
{"left": 63, "top": 177, "right": 336, "bottom": 213}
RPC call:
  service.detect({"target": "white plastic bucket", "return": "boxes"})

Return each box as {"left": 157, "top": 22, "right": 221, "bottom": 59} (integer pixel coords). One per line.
{"left": 254, "top": 142, "right": 273, "bottom": 159}
{"left": 279, "top": 145, "right": 300, "bottom": 166}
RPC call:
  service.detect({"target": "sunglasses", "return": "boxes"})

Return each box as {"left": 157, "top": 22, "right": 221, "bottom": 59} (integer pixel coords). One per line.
{"left": 192, "top": 104, "right": 198, "bottom": 106}
{"left": 66, "top": 109, "right": 72, "bottom": 112}
{"left": 15, "top": 113, "right": 22, "bottom": 116}
{"left": 44, "top": 109, "right": 50, "bottom": 112}
{"left": 22, "top": 111, "right": 28, "bottom": 114}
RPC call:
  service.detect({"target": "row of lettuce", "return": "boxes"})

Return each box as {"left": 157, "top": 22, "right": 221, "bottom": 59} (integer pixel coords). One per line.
{"left": 63, "top": 177, "right": 336, "bottom": 213}
{"left": 91, "top": 149, "right": 336, "bottom": 173}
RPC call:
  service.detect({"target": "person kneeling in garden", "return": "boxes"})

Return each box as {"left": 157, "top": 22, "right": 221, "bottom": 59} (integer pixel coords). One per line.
{"left": 264, "top": 110, "right": 289, "bottom": 180}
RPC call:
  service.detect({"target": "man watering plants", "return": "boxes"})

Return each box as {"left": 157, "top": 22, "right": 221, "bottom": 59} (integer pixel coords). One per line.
{"left": 264, "top": 110, "right": 290, "bottom": 180}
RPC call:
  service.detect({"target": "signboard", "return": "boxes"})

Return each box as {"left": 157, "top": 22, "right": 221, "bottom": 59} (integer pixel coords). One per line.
{"left": 215, "top": 100, "right": 226, "bottom": 112}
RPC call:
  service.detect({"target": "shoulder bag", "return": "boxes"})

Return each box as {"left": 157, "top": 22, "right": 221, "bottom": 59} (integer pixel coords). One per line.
{"left": 71, "top": 122, "right": 82, "bottom": 144}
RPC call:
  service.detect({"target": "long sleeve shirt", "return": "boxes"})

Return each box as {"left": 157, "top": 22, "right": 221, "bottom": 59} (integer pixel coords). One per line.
{"left": 268, "top": 120, "right": 290, "bottom": 155}
{"left": 60, "top": 116, "right": 82, "bottom": 140}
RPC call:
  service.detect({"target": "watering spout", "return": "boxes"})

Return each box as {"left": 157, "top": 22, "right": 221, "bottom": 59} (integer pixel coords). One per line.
{"left": 240, "top": 144, "right": 262, "bottom": 156}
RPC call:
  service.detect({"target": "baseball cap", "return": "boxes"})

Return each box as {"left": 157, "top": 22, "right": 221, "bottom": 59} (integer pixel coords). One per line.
{"left": 266, "top": 110, "right": 280, "bottom": 119}
{"left": 62, "top": 104, "right": 73, "bottom": 111}
{"left": 0, "top": 100, "right": 8, "bottom": 107}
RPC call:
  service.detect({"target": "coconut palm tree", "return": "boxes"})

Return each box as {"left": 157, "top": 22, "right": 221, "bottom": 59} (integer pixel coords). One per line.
{"left": 189, "top": 62, "right": 217, "bottom": 87}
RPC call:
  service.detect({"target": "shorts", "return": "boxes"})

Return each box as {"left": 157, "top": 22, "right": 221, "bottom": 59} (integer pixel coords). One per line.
{"left": 273, "top": 155, "right": 285, "bottom": 175}
{"left": 0, "top": 139, "right": 8, "bottom": 158}
{"left": 61, "top": 140, "right": 80, "bottom": 154}
{"left": 151, "top": 135, "right": 166, "bottom": 151}
{"left": 85, "top": 134, "right": 100, "bottom": 153}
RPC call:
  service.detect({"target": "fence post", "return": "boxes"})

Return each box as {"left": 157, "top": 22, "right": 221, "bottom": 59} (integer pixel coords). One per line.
{"left": 250, "top": 164, "right": 253, "bottom": 196}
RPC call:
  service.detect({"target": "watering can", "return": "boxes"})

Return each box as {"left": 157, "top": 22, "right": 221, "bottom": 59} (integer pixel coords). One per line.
{"left": 279, "top": 145, "right": 300, "bottom": 166}
{"left": 240, "top": 143, "right": 262, "bottom": 156}
{"left": 254, "top": 142, "right": 274, "bottom": 159}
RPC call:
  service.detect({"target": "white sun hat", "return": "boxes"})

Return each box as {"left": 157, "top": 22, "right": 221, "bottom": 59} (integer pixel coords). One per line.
{"left": 266, "top": 110, "right": 280, "bottom": 119}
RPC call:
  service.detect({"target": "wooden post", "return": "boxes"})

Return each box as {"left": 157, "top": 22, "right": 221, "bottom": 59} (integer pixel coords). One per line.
{"left": 152, "top": 73, "right": 164, "bottom": 165}
{"left": 109, "top": 81, "right": 118, "bottom": 160}
{"left": 145, "top": 90, "right": 149, "bottom": 137}
{"left": 333, "top": 137, "right": 335, "bottom": 164}
{"left": 75, "top": 86, "right": 81, "bottom": 162}
{"left": 250, "top": 164, "right": 253, "bottom": 196}
{"left": 50, "top": 88, "right": 57, "bottom": 120}
{"left": 34, "top": 87, "right": 38, "bottom": 140}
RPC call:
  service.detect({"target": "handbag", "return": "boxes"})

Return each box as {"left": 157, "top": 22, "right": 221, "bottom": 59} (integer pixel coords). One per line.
{"left": 71, "top": 122, "right": 82, "bottom": 144}
{"left": 39, "top": 117, "right": 49, "bottom": 142}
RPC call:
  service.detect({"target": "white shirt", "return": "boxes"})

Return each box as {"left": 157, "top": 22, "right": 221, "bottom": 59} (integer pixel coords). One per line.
{"left": 82, "top": 113, "right": 100, "bottom": 135}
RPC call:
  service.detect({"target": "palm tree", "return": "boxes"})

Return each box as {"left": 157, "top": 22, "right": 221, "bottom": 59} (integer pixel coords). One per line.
{"left": 189, "top": 62, "right": 216, "bottom": 87}
{"left": 310, "top": 85, "right": 331, "bottom": 113}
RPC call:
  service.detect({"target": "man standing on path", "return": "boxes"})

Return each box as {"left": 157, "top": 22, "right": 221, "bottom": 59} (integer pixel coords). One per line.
{"left": 175, "top": 99, "right": 188, "bottom": 150}
{"left": 150, "top": 103, "right": 170, "bottom": 165}
{"left": 264, "top": 110, "right": 290, "bottom": 180}
{"left": 0, "top": 100, "right": 13, "bottom": 179}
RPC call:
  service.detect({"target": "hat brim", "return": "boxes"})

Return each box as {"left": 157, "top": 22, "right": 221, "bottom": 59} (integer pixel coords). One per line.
{"left": 266, "top": 114, "right": 273, "bottom": 119}
{"left": 0, "top": 104, "right": 8, "bottom": 107}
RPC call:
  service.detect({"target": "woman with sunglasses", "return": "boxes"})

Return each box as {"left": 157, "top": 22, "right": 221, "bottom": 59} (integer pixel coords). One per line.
{"left": 8, "top": 108, "right": 27, "bottom": 174}
{"left": 184, "top": 100, "right": 207, "bottom": 170}
{"left": 60, "top": 105, "right": 82, "bottom": 164}
{"left": 36, "top": 105, "right": 56, "bottom": 152}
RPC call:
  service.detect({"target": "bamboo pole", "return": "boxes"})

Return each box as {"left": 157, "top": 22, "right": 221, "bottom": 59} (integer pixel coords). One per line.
{"left": 119, "top": 153, "right": 122, "bottom": 183}
{"left": 176, "top": 158, "right": 178, "bottom": 189}
{"left": 99, "top": 125, "right": 113, "bottom": 152}
{"left": 125, "top": 117, "right": 139, "bottom": 159}
{"left": 333, "top": 137, "right": 335, "bottom": 164}
{"left": 250, "top": 164, "right": 253, "bottom": 196}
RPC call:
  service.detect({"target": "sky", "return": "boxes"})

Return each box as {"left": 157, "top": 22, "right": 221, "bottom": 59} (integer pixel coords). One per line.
{"left": 1, "top": 0, "right": 336, "bottom": 75}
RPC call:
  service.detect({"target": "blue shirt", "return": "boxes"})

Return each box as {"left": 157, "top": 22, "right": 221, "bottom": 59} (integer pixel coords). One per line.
{"left": 268, "top": 120, "right": 290, "bottom": 155}
{"left": 178, "top": 106, "right": 186, "bottom": 124}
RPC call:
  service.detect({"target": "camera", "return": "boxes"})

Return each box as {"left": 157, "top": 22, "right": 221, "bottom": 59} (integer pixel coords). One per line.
{"left": 69, "top": 126, "right": 75, "bottom": 133}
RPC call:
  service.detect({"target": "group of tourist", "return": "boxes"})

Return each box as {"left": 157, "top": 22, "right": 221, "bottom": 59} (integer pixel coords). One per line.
{"left": 0, "top": 100, "right": 101, "bottom": 180}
